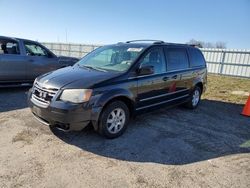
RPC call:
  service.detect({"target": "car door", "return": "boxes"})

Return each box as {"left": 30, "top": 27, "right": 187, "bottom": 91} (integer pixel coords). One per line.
{"left": 136, "top": 47, "right": 175, "bottom": 110}
{"left": 164, "top": 46, "right": 192, "bottom": 100}
{"left": 22, "top": 41, "right": 60, "bottom": 80}
{"left": 0, "top": 40, "right": 27, "bottom": 82}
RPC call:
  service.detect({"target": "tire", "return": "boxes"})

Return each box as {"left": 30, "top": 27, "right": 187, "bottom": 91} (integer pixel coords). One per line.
{"left": 98, "top": 101, "right": 130, "bottom": 139}
{"left": 185, "top": 86, "right": 201, "bottom": 109}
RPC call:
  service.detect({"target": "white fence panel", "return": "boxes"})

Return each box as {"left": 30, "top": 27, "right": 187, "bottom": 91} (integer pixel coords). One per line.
{"left": 42, "top": 42, "right": 250, "bottom": 78}
{"left": 201, "top": 48, "right": 250, "bottom": 78}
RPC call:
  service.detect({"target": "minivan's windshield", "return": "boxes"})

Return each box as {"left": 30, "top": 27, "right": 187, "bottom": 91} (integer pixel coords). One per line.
{"left": 76, "top": 45, "right": 146, "bottom": 72}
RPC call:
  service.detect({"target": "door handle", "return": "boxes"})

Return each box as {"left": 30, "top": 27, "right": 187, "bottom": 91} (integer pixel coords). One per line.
{"left": 163, "top": 75, "right": 178, "bottom": 81}
{"left": 163, "top": 77, "right": 169, "bottom": 81}
{"left": 172, "top": 75, "right": 178, "bottom": 79}
{"left": 28, "top": 59, "right": 34, "bottom": 62}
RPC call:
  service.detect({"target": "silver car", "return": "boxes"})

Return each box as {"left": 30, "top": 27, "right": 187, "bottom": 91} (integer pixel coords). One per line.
{"left": 0, "top": 36, "right": 79, "bottom": 87}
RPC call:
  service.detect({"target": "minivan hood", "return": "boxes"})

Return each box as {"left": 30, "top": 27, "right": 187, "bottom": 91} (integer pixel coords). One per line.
{"left": 36, "top": 66, "right": 120, "bottom": 89}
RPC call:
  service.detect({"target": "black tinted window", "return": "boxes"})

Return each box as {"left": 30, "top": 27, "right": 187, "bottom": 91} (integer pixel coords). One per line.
{"left": 140, "top": 48, "right": 166, "bottom": 74}
{"left": 165, "top": 48, "right": 189, "bottom": 71}
{"left": 189, "top": 48, "right": 206, "bottom": 67}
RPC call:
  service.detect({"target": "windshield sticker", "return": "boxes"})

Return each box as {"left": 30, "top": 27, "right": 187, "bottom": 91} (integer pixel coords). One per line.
{"left": 127, "top": 48, "right": 143, "bottom": 52}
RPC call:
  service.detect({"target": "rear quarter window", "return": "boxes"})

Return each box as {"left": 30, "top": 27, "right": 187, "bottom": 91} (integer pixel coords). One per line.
{"left": 188, "top": 48, "right": 206, "bottom": 67}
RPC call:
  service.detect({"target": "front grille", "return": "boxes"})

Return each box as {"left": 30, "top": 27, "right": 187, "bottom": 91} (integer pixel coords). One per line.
{"left": 31, "top": 82, "right": 58, "bottom": 106}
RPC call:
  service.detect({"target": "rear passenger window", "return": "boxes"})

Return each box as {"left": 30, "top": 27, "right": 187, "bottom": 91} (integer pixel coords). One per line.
{"left": 165, "top": 48, "right": 189, "bottom": 71}
{"left": 0, "top": 40, "right": 20, "bottom": 55}
{"left": 189, "top": 48, "right": 206, "bottom": 67}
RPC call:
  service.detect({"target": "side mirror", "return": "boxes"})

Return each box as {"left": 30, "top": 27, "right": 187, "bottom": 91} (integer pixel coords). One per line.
{"left": 137, "top": 66, "right": 154, "bottom": 76}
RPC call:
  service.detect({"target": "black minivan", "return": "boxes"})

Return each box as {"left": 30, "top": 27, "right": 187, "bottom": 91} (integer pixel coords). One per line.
{"left": 28, "top": 40, "right": 207, "bottom": 138}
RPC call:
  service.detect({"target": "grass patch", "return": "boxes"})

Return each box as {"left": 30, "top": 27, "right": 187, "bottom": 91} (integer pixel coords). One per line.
{"left": 240, "top": 140, "right": 250, "bottom": 148}
{"left": 203, "top": 74, "right": 250, "bottom": 104}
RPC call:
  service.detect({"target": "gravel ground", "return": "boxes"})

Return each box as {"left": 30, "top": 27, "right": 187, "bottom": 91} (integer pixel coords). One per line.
{"left": 0, "top": 81, "right": 250, "bottom": 188}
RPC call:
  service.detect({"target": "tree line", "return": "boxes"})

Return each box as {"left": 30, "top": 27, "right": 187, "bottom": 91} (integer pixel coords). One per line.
{"left": 187, "top": 39, "right": 226, "bottom": 49}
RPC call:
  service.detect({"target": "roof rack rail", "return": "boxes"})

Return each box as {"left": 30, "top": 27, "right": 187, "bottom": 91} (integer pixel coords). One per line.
{"left": 126, "top": 40, "right": 164, "bottom": 44}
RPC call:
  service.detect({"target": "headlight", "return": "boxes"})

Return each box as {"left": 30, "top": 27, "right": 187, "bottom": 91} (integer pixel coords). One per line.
{"left": 60, "top": 89, "right": 92, "bottom": 103}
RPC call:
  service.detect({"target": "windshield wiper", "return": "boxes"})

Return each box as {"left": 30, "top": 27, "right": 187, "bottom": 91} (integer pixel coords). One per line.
{"left": 82, "top": 65, "right": 107, "bottom": 72}
{"left": 82, "top": 65, "right": 95, "bottom": 70}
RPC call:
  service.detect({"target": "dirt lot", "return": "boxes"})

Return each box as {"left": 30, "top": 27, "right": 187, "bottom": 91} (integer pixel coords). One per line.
{"left": 0, "top": 75, "right": 250, "bottom": 188}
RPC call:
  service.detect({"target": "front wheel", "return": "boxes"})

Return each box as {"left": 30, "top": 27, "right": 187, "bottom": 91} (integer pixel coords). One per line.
{"left": 185, "top": 86, "right": 201, "bottom": 109}
{"left": 98, "top": 101, "right": 130, "bottom": 139}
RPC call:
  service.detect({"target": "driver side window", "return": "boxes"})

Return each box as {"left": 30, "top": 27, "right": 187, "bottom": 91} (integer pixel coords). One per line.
{"left": 140, "top": 48, "right": 166, "bottom": 74}
{"left": 24, "top": 42, "right": 48, "bottom": 57}
{"left": 92, "top": 49, "right": 113, "bottom": 65}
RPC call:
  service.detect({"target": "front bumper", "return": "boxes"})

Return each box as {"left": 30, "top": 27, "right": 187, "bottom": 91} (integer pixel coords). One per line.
{"left": 28, "top": 89, "right": 94, "bottom": 131}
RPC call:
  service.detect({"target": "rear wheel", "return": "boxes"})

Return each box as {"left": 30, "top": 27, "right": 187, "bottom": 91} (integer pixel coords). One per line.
{"left": 185, "top": 86, "right": 201, "bottom": 109}
{"left": 98, "top": 101, "right": 129, "bottom": 139}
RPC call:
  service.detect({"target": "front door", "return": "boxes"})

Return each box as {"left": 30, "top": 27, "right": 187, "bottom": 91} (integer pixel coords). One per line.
{"left": 22, "top": 41, "right": 59, "bottom": 80}
{"left": 136, "top": 47, "right": 171, "bottom": 110}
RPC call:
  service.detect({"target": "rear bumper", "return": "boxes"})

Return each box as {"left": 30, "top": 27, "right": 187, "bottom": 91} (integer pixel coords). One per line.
{"left": 28, "top": 90, "right": 98, "bottom": 131}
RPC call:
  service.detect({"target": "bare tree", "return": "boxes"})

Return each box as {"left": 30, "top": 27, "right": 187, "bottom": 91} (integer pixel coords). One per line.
{"left": 204, "top": 42, "right": 214, "bottom": 48}
{"left": 187, "top": 39, "right": 226, "bottom": 49}
{"left": 187, "top": 39, "right": 203, "bottom": 48}
{"left": 215, "top": 41, "right": 226, "bottom": 49}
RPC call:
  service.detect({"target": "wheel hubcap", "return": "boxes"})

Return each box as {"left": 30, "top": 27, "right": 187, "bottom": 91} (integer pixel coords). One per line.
{"left": 107, "top": 108, "right": 126, "bottom": 134}
{"left": 192, "top": 89, "right": 200, "bottom": 106}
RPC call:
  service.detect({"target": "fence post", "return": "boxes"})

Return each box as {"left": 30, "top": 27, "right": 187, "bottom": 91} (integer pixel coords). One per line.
{"left": 220, "top": 51, "right": 226, "bottom": 74}
{"left": 79, "top": 44, "right": 82, "bottom": 58}
{"left": 59, "top": 43, "right": 62, "bottom": 56}
{"left": 68, "top": 43, "right": 71, "bottom": 57}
